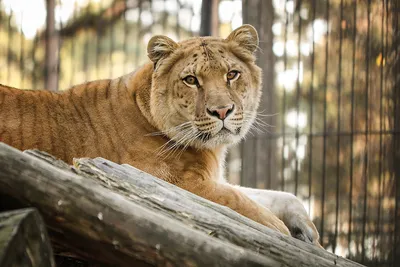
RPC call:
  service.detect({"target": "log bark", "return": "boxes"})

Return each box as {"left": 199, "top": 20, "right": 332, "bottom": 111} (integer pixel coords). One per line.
{"left": 0, "top": 208, "right": 55, "bottom": 267}
{"left": 0, "top": 142, "right": 364, "bottom": 267}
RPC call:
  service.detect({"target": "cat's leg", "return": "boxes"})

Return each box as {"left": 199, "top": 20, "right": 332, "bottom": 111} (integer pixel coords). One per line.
{"left": 236, "top": 186, "right": 322, "bottom": 247}
{"left": 179, "top": 180, "right": 290, "bottom": 235}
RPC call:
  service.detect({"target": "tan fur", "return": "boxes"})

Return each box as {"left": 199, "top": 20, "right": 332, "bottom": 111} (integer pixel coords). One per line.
{"left": 0, "top": 25, "right": 290, "bottom": 234}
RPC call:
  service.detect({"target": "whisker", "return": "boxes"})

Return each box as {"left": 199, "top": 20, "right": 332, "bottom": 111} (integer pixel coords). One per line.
{"left": 145, "top": 121, "right": 192, "bottom": 137}
{"left": 158, "top": 127, "right": 197, "bottom": 159}
{"left": 155, "top": 127, "right": 194, "bottom": 158}
{"left": 176, "top": 130, "right": 202, "bottom": 159}
{"left": 254, "top": 117, "right": 275, "bottom": 128}
{"left": 243, "top": 110, "right": 279, "bottom": 118}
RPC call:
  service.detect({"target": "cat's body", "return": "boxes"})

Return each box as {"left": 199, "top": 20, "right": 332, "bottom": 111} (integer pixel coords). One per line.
{"left": 0, "top": 25, "right": 321, "bottom": 246}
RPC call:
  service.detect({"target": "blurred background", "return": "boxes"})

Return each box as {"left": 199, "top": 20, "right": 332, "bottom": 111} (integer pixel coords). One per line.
{"left": 0, "top": 0, "right": 399, "bottom": 266}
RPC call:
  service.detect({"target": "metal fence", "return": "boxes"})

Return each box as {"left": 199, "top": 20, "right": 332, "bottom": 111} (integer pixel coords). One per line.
{"left": 237, "top": 1, "right": 400, "bottom": 266}
{"left": 0, "top": 0, "right": 399, "bottom": 266}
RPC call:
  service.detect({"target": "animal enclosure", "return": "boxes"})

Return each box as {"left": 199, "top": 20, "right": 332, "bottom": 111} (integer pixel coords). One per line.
{"left": 0, "top": 0, "right": 399, "bottom": 266}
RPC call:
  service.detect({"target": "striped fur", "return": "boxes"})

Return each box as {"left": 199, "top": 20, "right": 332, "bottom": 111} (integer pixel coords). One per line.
{"left": 1, "top": 78, "right": 135, "bottom": 164}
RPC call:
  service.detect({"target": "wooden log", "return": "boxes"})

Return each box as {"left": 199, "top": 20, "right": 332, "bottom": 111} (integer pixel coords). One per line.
{"left": 0, "top": 143, "right": 278, "bottom": 266}
{"left": 75, "top": 158, "right": 364, "bottom": 267}
{"left": 0, "top": 208, "right": 55, "bottom": 267}
{"left": 0, "top": 142, "right": 365, "bottom": 267}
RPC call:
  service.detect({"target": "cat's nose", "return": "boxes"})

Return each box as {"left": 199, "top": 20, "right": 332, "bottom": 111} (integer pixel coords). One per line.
{"left": 206, "top": 104, "right": 234, "bottom": 120}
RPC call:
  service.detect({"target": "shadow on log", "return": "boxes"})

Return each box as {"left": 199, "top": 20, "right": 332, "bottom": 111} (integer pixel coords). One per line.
{"left": 0, "top": 208, "right": 55, "bottom": 267}
{"left": 0, "top": 142, "right": 365, "bottom": 267}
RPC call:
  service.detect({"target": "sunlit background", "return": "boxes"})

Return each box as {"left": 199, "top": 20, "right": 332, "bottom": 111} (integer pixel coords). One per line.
{"left": 0, "top": 0, "right": 399, "bottom": 266}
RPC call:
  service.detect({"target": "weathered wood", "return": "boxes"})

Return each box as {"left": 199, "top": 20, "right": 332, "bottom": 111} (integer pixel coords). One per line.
{"left": 76, "top": 158, "right": 364, "bottom": 267}
{"left": 0, "top": 143, "right": 277, "bottom": 267}
{"left": 0, "top": 142, "right": 364, "bottom": 267}
{"left": 0, "top": 208, "right": 55, "bottom": 267}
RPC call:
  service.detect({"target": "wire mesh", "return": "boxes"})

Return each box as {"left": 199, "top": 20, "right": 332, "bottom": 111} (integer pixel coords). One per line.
{"left": 239, "top": 0, "right": 399, "bottom": 265}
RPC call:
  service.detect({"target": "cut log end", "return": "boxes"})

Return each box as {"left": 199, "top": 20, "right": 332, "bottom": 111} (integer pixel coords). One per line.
{"left": 0, "top": 208, "right": 55, "bottom": 267}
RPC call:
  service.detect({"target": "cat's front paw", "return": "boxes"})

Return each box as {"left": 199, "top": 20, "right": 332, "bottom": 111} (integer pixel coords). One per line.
{"left": 285, "top": 212, "right": 322, "bottom": 247}
{"left": 265, "top": 215, "right": 290, "bottom": 235}
{"left": 281, "top": 194, "right": 322, "bottom": 247}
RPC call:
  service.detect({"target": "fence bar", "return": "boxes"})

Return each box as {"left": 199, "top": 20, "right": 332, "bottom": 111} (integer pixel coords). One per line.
{"left": 307, "top": 0, "right": 316, "bottom": 219}
{"left": 392, "top": 0, "right": 400, "bottom": 265}
{"left": 384, "top": 8, "right": 390, "bottom": 263}
{"left": 361, "top": 0, "right": 371, "bottom": 263}
{"left": 348, "top": 0, "right": 357, "bottom": 258}
{"left": 244, "top": 130, "right": 400, "bottom": 139}
{"left": 280, "top": 0, "right": 289, "bottom": 191}
{"left": 321, "top": 0, "right": 330, "bottom": 247}
{"left": 333, "top": 0, "right": 344, "bottom": 254}
{"left": 374, "top": 0, "right": 385, "bottom": 262}
{"left": 294, "top": 0, "right": 302, "bottom": 196}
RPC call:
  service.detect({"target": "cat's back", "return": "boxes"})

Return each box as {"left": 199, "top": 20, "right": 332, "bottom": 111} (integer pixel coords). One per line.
{"left": 0, "top": 84, "right": 63, "bottom": 154}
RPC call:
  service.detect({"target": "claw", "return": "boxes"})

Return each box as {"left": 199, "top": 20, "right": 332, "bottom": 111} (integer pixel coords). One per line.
{"left": 269, "top": 219, "right": 290, "bottom": 235}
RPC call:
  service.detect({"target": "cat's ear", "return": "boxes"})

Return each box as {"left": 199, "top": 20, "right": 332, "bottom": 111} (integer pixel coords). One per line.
{"left": 147, "top": 35, "right": 178, "bottom": 64}
{"left": 226, "top": 24, "right": 259, "bottom": 54}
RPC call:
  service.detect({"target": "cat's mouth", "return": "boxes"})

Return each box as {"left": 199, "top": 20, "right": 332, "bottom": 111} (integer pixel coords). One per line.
{"left": 196, "top": 127, "right": 239, "bottom": 142}
{"left": 219, "top": 127, "right": 235, "bottom": 135}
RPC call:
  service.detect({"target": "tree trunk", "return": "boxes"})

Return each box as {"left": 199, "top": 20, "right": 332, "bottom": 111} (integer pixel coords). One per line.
{"left": 241, "top": 0, "right": 277, "bottom": 189}
{"left": 45, "top": 0, "right": 59, "bottom": 91}
{"left": 0, "top": 142, "right": 364, "bottom": 267}
{"left": 200, "top": 0, "right": 219, "bottom": 36}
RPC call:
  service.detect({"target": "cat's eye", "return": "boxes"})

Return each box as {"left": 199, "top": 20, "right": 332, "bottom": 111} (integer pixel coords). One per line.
{"left": 183, "top": 75, "right": 198, "bottom": 87}
{"left": 227, "top": 70, "right": 240, "bottom": 81}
